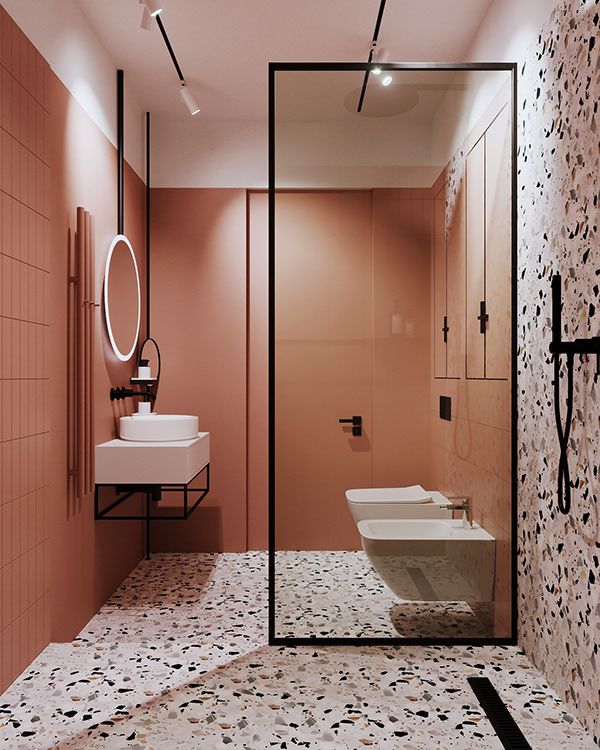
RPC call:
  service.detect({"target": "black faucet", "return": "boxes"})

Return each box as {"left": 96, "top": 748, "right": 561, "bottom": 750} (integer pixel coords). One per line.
{"left": 110, "top": 386, "right": 156, "bottom": 403}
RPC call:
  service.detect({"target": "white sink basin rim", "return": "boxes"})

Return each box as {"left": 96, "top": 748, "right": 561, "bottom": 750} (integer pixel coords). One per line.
{"left": 119, "top": 414, "right": 199, "bottom": 442}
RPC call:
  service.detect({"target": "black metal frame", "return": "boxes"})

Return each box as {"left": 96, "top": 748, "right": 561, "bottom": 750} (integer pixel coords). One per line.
{"left": 95, "top": 463, "right": 210, "bottom": 559}
{"left": 117, "top": 69, "right": 124, "bottom": 235}
{"left": 155, "top": 15, "right": 185, "bottom": 83}
{"left": 146, "top": 111, "right": 151, "bottom": 338}
{"left": 268, "top": 61, "right": 518, "bottom": 647}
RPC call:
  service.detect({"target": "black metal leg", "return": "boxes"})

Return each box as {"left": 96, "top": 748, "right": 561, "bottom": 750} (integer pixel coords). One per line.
{"left": 145, "top": 492, "right": 151, "bottom": 560}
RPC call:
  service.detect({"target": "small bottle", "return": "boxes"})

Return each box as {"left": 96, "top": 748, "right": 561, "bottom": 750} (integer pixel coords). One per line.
{"left": 137, "top": 401, "right": 152, "bottom": 415}
{"left": 138, "top": 359, "right": 151, "bottom": 379}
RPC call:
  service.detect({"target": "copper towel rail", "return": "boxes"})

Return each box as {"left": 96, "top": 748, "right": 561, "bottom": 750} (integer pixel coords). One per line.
{"left": 68, "top": 207, "right": 97, "bottom": 500}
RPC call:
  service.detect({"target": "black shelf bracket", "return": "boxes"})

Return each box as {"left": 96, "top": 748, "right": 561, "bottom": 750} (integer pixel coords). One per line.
{"left": 94, "top": 463, "right": 210, "bottom": 559}
{"left": 549, "top": 273, "right": 600, "bottom": 514}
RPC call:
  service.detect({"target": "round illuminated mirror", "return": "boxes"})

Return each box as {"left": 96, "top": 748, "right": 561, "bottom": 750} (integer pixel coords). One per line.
{"left": 103, "top": 234, "right": 141, "bottom": 362}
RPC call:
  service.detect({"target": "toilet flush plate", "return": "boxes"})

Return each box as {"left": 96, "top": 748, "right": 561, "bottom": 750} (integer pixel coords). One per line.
{"left": 95, "top": 432, "right": 209, "bottom": 485}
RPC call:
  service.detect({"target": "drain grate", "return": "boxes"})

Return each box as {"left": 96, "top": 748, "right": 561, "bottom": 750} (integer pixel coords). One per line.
{"left": 467, "top": 677, "right": 532, "bottom": 750}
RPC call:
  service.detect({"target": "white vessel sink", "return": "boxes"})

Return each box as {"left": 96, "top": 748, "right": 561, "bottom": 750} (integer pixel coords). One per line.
{"left": 119, "top": 414, "right": 199, "bottom": 442}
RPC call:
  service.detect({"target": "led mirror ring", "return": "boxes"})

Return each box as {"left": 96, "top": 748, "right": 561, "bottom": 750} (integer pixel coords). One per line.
{"left": 104, "top": 234, "right": 141, "bottom": 362}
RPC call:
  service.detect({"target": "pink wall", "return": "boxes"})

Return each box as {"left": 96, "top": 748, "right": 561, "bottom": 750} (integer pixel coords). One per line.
{"left": 274, "top": 189, "right": 431, "bottom": 550}
{"left": 49, "top": 69, "right": 147, "bottom": 642}
{"left": 372, "top": 189, "right": 432, "bottom": 489}
{"left": 1, "top": 6, "right": 147, "bottom": 692}
{"left": 247, "top": 192, "right": 269, "bottom": 550}
{"left": 150, "top": 188, "right": 248, "bottom": 552}
{"left": 157, "top": 188, "right": 430, "bottom": 554}
{"left": 0, "top": 8, "right": 52, "bottom": 690}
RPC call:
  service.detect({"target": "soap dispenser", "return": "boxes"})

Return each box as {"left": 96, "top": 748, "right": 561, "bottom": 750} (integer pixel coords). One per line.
{"left": 138, "top": 359, "right": 151, "bottom": 379}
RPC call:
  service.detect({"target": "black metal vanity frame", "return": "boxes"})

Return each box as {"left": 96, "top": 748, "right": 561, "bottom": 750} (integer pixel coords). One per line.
{"left": 268, "top": 61, "right": 519, "bottom": 647}
{"left": 94, "top": 463, "right": 210, "bottom": 560}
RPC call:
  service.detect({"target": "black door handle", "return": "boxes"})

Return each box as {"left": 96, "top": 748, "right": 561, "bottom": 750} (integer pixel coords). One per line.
{"left": 477, "top": 300, "right": 489, "bottom": 334}
{"left": 339, "top": 416, "right": 362, "bottom": 436}
{"left": 442, "top": 315, "right": 449, "bottom": 343}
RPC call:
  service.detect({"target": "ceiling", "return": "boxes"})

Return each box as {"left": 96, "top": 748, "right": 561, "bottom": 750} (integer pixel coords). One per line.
{"left": 76, "top": 0, "right": 495, "bottom": 122}
{"left": 275, "top": 70, "right": 482, "bottom": 123}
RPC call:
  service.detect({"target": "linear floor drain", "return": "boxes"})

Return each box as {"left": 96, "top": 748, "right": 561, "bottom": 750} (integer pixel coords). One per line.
{"left": 467, "top": 677, "right": 532, "bottom": 749}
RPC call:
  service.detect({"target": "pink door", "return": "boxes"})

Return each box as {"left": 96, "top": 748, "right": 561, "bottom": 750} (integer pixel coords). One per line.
{"left": 275, "top": 191, "right": 373, "bottom": 550}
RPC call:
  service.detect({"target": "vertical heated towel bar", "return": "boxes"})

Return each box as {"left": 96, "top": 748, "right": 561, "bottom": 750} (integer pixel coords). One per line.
{"left": 68, "top": 208, "right": 97, "bottom": 500}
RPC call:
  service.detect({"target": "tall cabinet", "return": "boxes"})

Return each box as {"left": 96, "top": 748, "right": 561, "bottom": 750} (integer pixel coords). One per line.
{"left": 433, "top": 177, "right": 465, "bottom": 380}
{"left": 466, "top": 104, "right": 511, "bottom": 380}
{"left": 433, "top": 99, "right": 511, "bottom": 381}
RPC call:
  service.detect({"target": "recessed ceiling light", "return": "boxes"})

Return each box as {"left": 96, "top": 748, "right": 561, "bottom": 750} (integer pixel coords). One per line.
{"left": 382, "top": 74, "right": 393, "bottom": 87}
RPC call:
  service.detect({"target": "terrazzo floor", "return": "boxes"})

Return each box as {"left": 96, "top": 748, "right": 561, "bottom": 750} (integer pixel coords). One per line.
{"left": 0, "top": 552, "right": 596, "bottom": 749}
{"left": 274, "top": 551, "right": 493, "bottom": 639}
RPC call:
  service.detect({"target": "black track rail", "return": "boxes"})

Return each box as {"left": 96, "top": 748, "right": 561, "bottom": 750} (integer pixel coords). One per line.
{"left": 357, "top": 0, "right": 387, "bottom": 113}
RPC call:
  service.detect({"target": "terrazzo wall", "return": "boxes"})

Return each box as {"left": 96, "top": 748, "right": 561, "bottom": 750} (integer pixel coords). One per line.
{"left": 517, "top": 0, "right": 600, "bottom": 741}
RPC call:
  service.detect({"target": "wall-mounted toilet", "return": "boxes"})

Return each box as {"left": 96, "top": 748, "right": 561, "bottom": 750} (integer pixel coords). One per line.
{"left": 346, "top": 485, "right": 453, "bottom": 523}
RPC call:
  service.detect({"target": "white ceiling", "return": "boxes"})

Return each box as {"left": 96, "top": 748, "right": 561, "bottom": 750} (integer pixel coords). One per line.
{"left": 275, "top": 70, "right": 478, "bottom": 122}
{"left": 76, "top": 0, "right": 495, "bottom": 122}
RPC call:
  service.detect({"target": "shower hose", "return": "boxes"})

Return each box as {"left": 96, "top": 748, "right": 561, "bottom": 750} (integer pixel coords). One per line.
{"left": 553, "top": 351, "right": 574, "bottom": 514}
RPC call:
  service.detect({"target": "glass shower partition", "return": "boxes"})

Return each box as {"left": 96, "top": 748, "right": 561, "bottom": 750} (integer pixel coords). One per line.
{"left": 270, "top": 64, "right": 516, "bottom": 644}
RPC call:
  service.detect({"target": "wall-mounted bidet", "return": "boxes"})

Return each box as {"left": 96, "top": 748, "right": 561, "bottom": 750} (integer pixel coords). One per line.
{"left": 346, "top": 485, "right": 453, "bottom": 523}
{"left": 358, "top": 518, "right": 495, "bottom": 603}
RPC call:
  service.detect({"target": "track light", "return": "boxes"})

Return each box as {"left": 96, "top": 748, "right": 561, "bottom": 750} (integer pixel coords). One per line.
{"left": 180, "top": 83, "right": 200, "bottom": 115}
{"left": 139, "top": 6, "right": 152, "bottom": 30}
{"left": 372, "top": 46, "right": 389, "bottom": 75}
{"left": 382, "top": 74, "right": 393, "bottom": 87}
{"left": 141, "top": 0, "right": 162, "bottom": 17}
{"left": 139, "top": 0, "right": 162, "bottom": 29}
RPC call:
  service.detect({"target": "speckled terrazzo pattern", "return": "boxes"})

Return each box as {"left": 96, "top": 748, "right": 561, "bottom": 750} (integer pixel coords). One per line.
{"left": 445, "top": 147, "right": 465, "bottom": 232}
{"left": 274, "top": 551, "right": 492, "bottom": 639}
{"left": 0, "top": 553, "right": 596, "bottom": 749}
{"left": 517, "top": 0, "right": 600, "bottom": 743}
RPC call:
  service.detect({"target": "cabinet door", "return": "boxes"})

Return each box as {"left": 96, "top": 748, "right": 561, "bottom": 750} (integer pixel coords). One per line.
{"left": 466, "top": 136, "right": 486, "bottom": 379}
{"left": 433, "top": 182, "right": 447, "bottom": 378}
{"left": 485, "top": 105, "right": 511, "bottom": 379}
{"left": 446, "top": 174, "right": 465, "bottom": 379}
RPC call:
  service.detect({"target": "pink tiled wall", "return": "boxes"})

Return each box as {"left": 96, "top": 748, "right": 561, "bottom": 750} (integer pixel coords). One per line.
{"left": 0, "top": 8, "right": 51, "bottom": 693}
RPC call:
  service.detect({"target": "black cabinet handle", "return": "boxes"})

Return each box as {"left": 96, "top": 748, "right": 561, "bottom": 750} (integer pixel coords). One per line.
{"left": 477, "top": 300, "right": 489, "bottom": 334}
{"left": 442, "top": 315, "right": 449, "bottom": 343}
{"left": 338, "top": 416, "right": 362, "bottom": 437}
